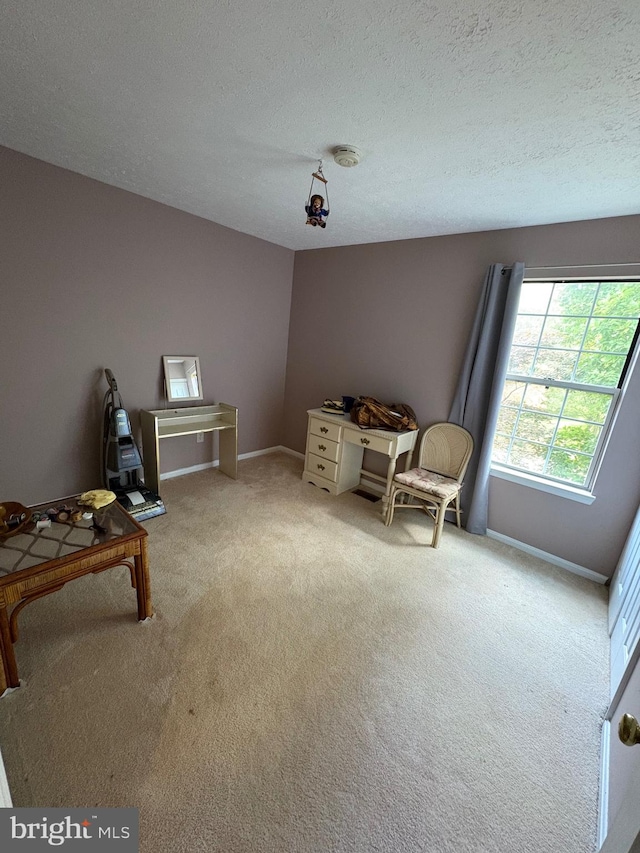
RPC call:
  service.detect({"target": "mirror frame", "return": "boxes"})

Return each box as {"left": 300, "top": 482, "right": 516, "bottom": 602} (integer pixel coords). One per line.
{"left": 162, "top": 355, "right": 204, "bottom": 404}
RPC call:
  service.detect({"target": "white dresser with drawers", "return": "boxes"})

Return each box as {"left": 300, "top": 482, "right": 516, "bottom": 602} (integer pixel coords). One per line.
{"left": 302, "top": 408, "right": 418, "bottom": 511}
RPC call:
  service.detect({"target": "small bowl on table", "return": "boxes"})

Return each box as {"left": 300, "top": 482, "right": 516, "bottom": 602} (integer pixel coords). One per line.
{"left": 0, "top": 502, "right": 33, "bottom": 539}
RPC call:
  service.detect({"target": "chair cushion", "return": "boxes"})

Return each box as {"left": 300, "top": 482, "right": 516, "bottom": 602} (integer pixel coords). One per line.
{"left": 393, "top": 468, "right": 461, "bottom": 501}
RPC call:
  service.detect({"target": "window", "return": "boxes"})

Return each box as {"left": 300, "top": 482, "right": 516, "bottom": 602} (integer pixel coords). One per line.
{"left": 492, "top": 279, "right": 640, "bottom": 489}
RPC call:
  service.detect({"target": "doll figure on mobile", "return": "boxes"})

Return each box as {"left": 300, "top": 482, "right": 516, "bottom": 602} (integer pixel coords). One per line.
{"left": 305, "top": 194, "right": 329, "bottom": 228}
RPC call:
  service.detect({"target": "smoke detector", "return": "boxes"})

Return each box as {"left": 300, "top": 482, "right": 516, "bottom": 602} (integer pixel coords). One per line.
{"left": 333, "top": 146, "right": 362, "bottom": 167}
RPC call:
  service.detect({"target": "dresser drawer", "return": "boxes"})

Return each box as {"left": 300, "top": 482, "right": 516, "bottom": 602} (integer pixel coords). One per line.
{"left": 307, "top": 435, "right": 339, "bottom": 462}
{"left": 344, "top": 429, "right": 392, "bottom": 455}
{"left": 309, "top": 417, "right": 342, "bottom": 443}
{"left": 307, "top": 452, "right": 338, "bottom": 482}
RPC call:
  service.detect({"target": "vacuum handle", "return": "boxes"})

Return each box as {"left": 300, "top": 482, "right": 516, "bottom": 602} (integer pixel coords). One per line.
{"left": 104, "top": 368, "right": 118, "bottom": 393}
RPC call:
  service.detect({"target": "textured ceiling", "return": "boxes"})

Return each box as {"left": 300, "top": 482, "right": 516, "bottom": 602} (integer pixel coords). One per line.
{"left": 1, "top": 0, "right": 639, "bottom": 250}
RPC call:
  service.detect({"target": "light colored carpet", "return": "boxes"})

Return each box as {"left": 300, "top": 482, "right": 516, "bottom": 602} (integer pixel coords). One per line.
{"left": 0, "top": 452, "right": 609, "bottom": 852}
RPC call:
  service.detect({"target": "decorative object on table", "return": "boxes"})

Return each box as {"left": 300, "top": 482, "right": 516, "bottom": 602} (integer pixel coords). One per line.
{"left": 35, "top": 504, "right": 83, "bottom": 526}
{"left": 77, "top": 489, "right": 117, "bottom": 510}
{"left": 161, "top": 357, "right": 203, "bottom": 405}
{"left": 305, "top": 161, "right": 330, "bottom": 228}
{"left": 350, "top": 397, "right": 418, "bottom": 431}
{"left": 321, "top": 398, "right": 345, "bottom": 414}
{"left": 32, "top": 503, "right": 101, "bottom": 532}
{"left": 31, "top": 511, "right": 52, "bottom": 529}
{"left": 0, "top": 502, "right": 32, "bottom": 538}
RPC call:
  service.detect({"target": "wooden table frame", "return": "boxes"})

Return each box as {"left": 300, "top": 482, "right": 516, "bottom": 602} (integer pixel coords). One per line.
{"left": 0, "top": 500, "right": 152, "bottom": 695}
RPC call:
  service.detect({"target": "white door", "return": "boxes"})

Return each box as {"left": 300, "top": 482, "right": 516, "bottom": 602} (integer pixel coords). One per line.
{"left": 598, "top": 753, "right": 640, "bottom": 852}
{"left": 600, "top": 505, "right": 640, "bottom": 852}
{"left": 609, "top": 506, "right": 640, "bottom": 696}
{"left": 599, "top": 802, "right": 640, "bottom": 852}
{"left": 600, "top": 667, "right": 640, "bottom": 851}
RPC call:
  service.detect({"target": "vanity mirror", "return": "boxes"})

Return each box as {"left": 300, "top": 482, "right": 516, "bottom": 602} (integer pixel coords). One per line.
{"left": 162, "top": 356, "right": 204, "bottom": 404}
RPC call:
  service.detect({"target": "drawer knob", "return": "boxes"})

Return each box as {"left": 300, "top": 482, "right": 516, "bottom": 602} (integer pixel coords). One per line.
{"left": 317, "top": 463, "right": 325, "bottom": 471}
{"left": 318, "top": 444, "right": 326, "bottom": 451}
{"left": 320, "top": 427, "right": 328, "bottom": 434}
{"left": 361, "top": 437, "right": 370, "bottom": 445}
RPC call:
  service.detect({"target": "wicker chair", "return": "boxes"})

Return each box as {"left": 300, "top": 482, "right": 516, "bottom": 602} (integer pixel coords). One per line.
{"left": 384, "top": 422, "right": 474, "bottom": 548}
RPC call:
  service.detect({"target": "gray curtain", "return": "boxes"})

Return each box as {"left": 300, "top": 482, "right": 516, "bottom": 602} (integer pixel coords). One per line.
{"left": 448, "top": 262, "right": 525, "bottom": 534}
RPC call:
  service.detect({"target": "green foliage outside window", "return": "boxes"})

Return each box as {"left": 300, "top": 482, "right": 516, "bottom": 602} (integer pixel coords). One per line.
{"left": 493, "top": 280, "right": 639, "bottom": 487}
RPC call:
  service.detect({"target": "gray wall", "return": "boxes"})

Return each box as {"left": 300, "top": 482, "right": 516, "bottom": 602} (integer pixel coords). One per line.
{"left": 0, "top": 146, "right": 294, "bottom": 504}
{"left": 3, "top": 143, "right": 639, "bottom": 576}
{"left": 284, "top": 217, "right": 640, "bottom": 576}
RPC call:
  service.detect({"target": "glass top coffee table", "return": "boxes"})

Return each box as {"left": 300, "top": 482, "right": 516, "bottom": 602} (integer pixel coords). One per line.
{"left": 0, "top": 496, "right": 152, "bottom": 695}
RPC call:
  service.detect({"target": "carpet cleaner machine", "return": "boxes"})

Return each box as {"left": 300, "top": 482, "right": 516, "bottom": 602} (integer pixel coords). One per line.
{"left": 102, "top": 368, "right": 166, "bottom": 521}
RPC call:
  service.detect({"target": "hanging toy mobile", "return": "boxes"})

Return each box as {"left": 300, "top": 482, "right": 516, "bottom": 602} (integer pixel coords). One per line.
{"left": 305, "top": 161, "right": 330, "bottom": 228}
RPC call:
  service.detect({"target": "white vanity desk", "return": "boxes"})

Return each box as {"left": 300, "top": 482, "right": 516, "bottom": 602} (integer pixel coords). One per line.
{"left": 303, "top": 408, "right": 418, "bottom": 512}
{"left": 140, "top": 404, "right": 238, "bottom": 495}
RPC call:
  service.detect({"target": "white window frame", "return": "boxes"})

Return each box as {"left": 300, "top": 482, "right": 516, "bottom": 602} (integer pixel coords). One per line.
{"left": 490, "top": 276, "right": 640, "bottom": 501}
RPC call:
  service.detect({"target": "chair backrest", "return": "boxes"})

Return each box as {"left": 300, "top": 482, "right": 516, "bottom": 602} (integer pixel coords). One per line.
{"left": 418, "top": 423, "right": 474, "bottom": 483}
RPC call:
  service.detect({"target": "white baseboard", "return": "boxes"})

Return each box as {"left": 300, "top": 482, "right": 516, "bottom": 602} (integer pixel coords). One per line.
{"left": 160, "top": 446, "right": 302, "bottom": 481}
{"left": 486, "top": 529, "right": 608, "bottom": 584}
{"left": 278, "top": 446, "right": 305, "bottom": 460}
{"left": 238, "top": 445, "right": 295, "bottom": 460}
{"left": 161, "top": 461, "right": 218, "bottom": 481}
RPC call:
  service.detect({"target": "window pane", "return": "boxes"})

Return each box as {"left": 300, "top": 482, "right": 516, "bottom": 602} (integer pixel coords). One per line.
{"left": 496, "top": 406, "right": 518, "bottom": 435}
{"left": 509, "top": 347, "right": 536, "bottom": 375}
{"left": 492, "top": 433, "right": 510, "bottom": 463}
{"left": 502, "top": 380, "right": 526, "bottom": 407}
{"left": 583, "top": 318, "right": 638, "bottom": 354}
{"left": 515, "top": 411, "right": 557, "bottom": 444}
{"left": 549, "top": 282, "right": 598, "bottom": 315}
{"left": 575, "top": 352, "right": 627, "bottom": 386}
{"left": 519, "top": 282, "right": 552, "bottom": 314}
{"left": 555, "top": 420, "right": 601, "bottom": 455}
{"left": 594, "top": 283, "right": 640, "bottom": 318}
{"left": 546, "top": 449, "right": 591, "bottom": 485}
{"left": 509, "top": 439, "right": 547, "bottom": 473}
{"left": 532, "top": 348, "right": 578, "bottom": 380}
{"left": 494, "top": 278, "right": 640, "bottom": 488}
{"left": 539, "top": 315, "right": 588, "bottom": 350}
{"left": 522, "top": 383, "right": 565, "bottom": 415}
{"left": 563, "top": 390, "right": 612, "bottom": 423}
{"left": 513, "top": 315, "right": 544, "bottom": 346}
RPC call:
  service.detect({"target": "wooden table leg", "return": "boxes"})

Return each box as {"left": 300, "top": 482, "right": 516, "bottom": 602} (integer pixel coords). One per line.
{"left": 0, "top": 606, "right": 20, "bottom": 692}
{"left": 134, "top": 538, "right": 153, "bottom": 620}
